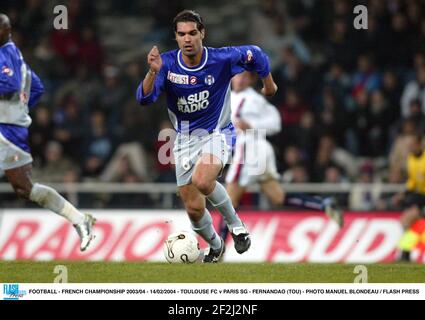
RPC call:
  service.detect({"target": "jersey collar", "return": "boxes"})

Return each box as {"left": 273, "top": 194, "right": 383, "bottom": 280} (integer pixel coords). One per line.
{"left": 0, "top": 41, "right": 14, "bottom": 49}
{"left": 177, "top": 47, "right": 208, "bottom": 72}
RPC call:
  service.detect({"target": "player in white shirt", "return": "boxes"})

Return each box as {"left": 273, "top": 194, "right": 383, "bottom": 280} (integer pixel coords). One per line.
{"left": 220, "top": 72, "right": 343, "bottom": 240}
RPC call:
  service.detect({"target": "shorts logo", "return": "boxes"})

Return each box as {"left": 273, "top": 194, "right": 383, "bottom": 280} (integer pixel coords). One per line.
{"left": 190, "top": 76, "right": 197, "bottom": 85}
{"left": 167, "top": 71, "right": 189, "bottom": 85}
{"left": 204, "top": 75, "right": 215, "bottom": 85}
{"left": 2, "top": 66, "right": 14, "bottom": 77}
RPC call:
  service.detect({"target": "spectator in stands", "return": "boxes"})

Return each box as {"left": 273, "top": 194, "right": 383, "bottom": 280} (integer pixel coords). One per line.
{"left": 52, "top": 96, "right": 85, "bottom": 161}
{"left": 82, "top": 111, "right": 113, "bottom": 178}
{"left": 382, "top": 70, "right": 402, "bottom": 125}
{"left": 101, "top": 143, "right": 149, "bottom": 183}
{"left": 323, "top": 63, "right": 351, "bottom": 105}
{"left": 351, "top": 54, "right": 381, "bottom": 99}
{"left": 29, "top": 106, "right": 54, "bottom": 166}
{"left": 313, "top": 134, "right": 356, "bottom": 181}
{"left": 349, "top": 161, "right": 381, "bottom": 211}
{"left": 282, "top": 164, "right": 310, "bottom": 184}
{"left": 401, "top": 66, "right": 425, "bottom": 118}
{"left": 277, "top": 88, "right": 309, "bottom": 149}
{"left": 323, "top": 164, "right": 348, "bottom": 206}
{"left": 50, "top": 27, "right": 80, "bottom": 74}
{"left": 387, "top": 12, "right": 413, "bottom": 68}
{"left": 78, "top": 25, "right": 104, "bottom": 73}
{"left": 324, "top": 18, "right": 354, "bottom": 71}
{"left": 316, "top": 87, "right": 347, "bottom": 143}
{"left": 32, "top": 141, "right": 77, "bottom": 183}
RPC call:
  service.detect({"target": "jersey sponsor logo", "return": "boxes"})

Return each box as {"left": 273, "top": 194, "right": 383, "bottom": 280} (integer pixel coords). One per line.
{"left": 204, "top": 75, "right": 215, "bottom": 85}
{"left": 1, "top": 66, "right": 14, "bottom": 77}
{"left": 177, "top": 90, "right": 210, "bottom": 113}
{"left": 189, "top": 76, "right": 197, "bottom": 85}
{"left": 167, "top": 71, "right": 189, "bottom": 85}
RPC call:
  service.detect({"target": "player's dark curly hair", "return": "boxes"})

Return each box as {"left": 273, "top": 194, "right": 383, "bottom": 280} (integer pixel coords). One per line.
{"left": 173, "top": 10, "right": 205, "bottom": 32}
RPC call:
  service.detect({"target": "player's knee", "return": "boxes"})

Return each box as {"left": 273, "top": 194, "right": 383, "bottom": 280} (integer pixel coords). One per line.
{"left": 192, "top": 177, "right": 214, "bottom": 195}
{"left": 270, "top": 194, "right": 284, "bottom": 206}
{"left": 12, "top": 184, "right": 31, "bottom": 200}
{"left": 272, "top": 191, "right": 285, "bottom": 206}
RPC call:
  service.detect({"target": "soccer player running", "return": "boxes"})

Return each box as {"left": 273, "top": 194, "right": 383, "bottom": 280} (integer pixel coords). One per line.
{"left": 0, "top": 14, "right": 95, "bottom": 251}
{"left": 137, "top": 10, "right": 278, "bottom": 262}
{"left": 220, "top": 71, "right": 344, "bottom": 241}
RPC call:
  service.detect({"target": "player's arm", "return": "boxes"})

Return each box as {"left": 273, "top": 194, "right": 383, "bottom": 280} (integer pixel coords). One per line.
{"left": 28, "top": 70, "right": 45, "bottom": 108}
{"left": 228, "top": 45, "right": 277, "bottom": 97}
{"left": 136, "top": 46, "right": 165, "bottom": 105}
{"left": 260, "top": 73, "right": 278, "bottom": 97}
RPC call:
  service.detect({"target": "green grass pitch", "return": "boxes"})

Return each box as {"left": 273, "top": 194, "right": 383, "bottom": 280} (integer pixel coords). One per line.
{"left": 0, "top": 262, "right": 425, "bottom": 283}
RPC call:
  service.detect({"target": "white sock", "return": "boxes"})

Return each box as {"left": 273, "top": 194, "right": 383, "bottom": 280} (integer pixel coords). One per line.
{"left": 207, "top": 181, "right": 243, "bottom": 230}
{"left": 191, "top": 209, "right": 221, "bottom": 250}
{"left": 29, "top": 183, "right": 85, "bottom": 225}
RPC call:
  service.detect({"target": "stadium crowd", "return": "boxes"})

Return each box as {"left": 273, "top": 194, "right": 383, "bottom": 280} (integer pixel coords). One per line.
{"left": 1, "top": 0, "right": 424, "bottom": 209}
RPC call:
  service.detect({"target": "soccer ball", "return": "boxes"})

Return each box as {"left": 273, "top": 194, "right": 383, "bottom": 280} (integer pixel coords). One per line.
{"left": 163, "top": 231, "right": 200, "bottom": 263}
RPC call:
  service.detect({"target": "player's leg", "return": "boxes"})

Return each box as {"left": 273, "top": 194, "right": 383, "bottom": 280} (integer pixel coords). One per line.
{"left": 259, "top": 178, "right": 343, "bottom": 227}
{"left": 286, "top": 193, "right": 343, "bottom": 227}
{"left": 192, "top": 153, "right": 244, "bottom": 230}
{"left": 4, "top": 164, "right": 95, "bottom": 251}
{"left": 398, "top": 199, "right": 423, "bottom": 262}
{"left": 260, "top": 179, "right": 285, "bottom": 206}
{"left": 219, "top": 182, "right": 246, "bottom": 240}
{"left": 178, "top": 183, "right": 224, "bottom": 263}
{"left": 192, "top": 153, "right": 250, "bottom": 254}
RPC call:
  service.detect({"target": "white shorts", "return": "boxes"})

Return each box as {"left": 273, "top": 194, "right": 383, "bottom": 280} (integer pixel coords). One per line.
{"left": 173, "top": 130, "right": 234, "bottom": 187}
{"left": 226, "top": 138, "right": 279, "bottom": 187}
{"left": 0, "top": 132, "right": 33, "bottom": 170}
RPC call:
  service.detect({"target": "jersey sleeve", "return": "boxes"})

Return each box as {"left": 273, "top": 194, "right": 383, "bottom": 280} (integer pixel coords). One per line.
{"left": 136, "top": 63, "right": 167, "bottom": 105}
{"left": 227, "top": 45, "right": 271, "bottom": 78}
{"left": 28, "top": 70, "right": 45, "bottom": 108}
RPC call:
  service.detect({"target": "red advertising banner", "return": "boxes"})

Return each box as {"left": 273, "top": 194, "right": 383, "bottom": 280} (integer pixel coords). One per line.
{"left": 0, "top": 209, "right": 422, "bottom": 263}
